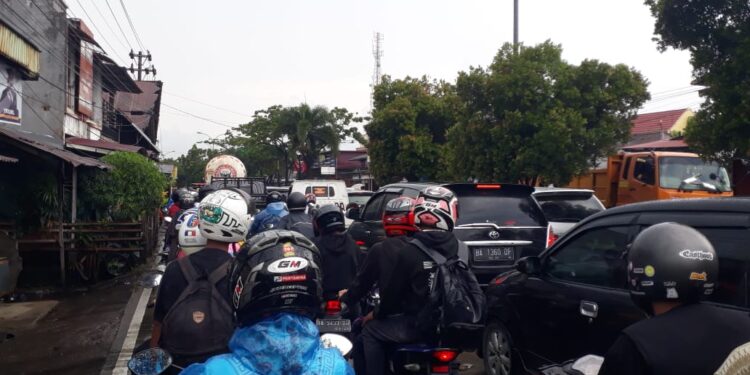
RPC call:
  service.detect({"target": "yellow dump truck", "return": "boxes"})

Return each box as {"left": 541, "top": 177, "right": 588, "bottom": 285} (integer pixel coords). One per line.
{"left": 568, "top": 151, "right": 733, "bottom": 207}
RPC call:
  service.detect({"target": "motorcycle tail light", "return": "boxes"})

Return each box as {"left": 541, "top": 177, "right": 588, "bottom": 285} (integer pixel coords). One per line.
{"left": 431, "top": 365, "right": 450, "bottom": 373}
{"left": 432, "top": 349, "right": 458, "bottom": 363}
{"left": 355, "top": 240, "right": 366, "bottom": 247}
{"left": 325, "top": 300, "right": 342, "bottom": 314}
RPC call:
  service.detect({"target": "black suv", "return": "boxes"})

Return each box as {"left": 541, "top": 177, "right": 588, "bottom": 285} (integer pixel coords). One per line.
{"left": 482, "top": 198, "right": 750, "bottom": 375}
{"left": 446, "top": 184, "right": 548, "bottom": 285}
{"left": 348, "top": 183, "right": 549, "bottom": 285}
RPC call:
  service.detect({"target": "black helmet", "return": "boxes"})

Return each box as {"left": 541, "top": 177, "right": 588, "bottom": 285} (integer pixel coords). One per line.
{"left": 198, "top": 186, "right": 216, "bottom": 201}
{"left": 171, "top": 189, "right": 181, "bottom": 202}
{"left": 313, "top": 204, "right": 345, "bottom": 236}
{"left": 178, "top": 193, "right": 196, "bottom": 210}
{"left": 287, "top": 192, "right": 307, "bottom": 212}
{"left": 228, "top": 230, "right": 322, "bottom": 326}
{"left": 628, "top": 222, "right": 718, "bottom": 313}
{"left": 267, "top": 191, "right": 285, "bottom": 204}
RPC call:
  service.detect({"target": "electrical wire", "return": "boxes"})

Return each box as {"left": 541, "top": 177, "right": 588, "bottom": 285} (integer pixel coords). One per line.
{"left": 160, "top": 104, "right": 236, "bottom": 128}
{"left": 162, "top": 91, "right": 250, "bottom": 118}
{"left": 87, "top": 0, "right": 130, "bottom": 53}
{"left": 71, "top": 0, "right": 129, "bottom": 65}
{"left": 103, "top": 0, "right": 134, "bottom": 51}
{"left": 119, "top": 0, "right": 145, "bottom": 50}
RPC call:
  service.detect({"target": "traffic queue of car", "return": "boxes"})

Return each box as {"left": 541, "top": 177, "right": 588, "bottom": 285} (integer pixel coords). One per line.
{"left": 346, "top": 182, "right": 750, "bottom": 375}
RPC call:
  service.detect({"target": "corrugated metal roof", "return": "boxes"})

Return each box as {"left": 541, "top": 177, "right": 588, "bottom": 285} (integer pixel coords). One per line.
{"left": 66, "top": 137, "right": 145, "bottom": 154}
{"left": 0, "top": 20, "right": 41, "bottom": 78}
{"left": 0, "top": 126, "right": 108, "bottom": 168}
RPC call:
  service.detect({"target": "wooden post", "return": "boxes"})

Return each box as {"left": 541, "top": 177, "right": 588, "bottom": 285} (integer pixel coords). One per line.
{"left": 59, "top": 163, "right": 66, "bottom": 287}
{"left": 71, "top": 167, "right": 77, "bottom": 223}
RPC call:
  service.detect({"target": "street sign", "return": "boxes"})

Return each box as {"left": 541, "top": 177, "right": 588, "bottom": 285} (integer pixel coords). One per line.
{"left": 321, "top": 167, "right": 336, "bottom": 175}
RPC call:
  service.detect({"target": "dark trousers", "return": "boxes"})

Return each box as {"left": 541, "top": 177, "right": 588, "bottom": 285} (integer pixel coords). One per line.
{"left": 358, "top": 315, "right": 422, "bottom": 375}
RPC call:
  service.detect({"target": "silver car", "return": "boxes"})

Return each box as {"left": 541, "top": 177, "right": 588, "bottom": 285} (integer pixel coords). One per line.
{"left": 532, "top": 188, "right": 606, "bottom": 247}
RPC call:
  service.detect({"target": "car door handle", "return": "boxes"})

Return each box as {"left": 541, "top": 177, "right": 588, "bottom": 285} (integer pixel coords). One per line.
{"left": 580, "top": 300, "right": 598, "bottom": 319}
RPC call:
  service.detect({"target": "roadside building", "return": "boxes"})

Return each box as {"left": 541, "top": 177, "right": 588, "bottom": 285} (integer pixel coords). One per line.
{"left": 627, "top": 108, "right": 694, "bottom": 146}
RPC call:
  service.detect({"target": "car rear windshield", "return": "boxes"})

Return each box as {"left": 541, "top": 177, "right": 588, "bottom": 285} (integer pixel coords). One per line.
{"left": 455, "top": 191, "right": 546, "bottom": 227}
{"left": 535, "top": 194, "right": 604, "bottom": 222}
{"left": 348, "top": 194, "right": 371, "bottom": 207}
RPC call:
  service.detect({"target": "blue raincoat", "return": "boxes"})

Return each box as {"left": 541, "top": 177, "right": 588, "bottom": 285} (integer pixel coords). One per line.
{"left": 180, "top": 313, "right": 353, "bottom": 375}
{"left": 248, "top": 202, "right": 289, "bottom": 237}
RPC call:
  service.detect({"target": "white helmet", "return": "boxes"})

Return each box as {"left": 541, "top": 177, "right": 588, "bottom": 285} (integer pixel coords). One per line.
{"left": 175, "top": 208, "right": 198, "bottom": 231}
{"left": 199, "top": 189, "right": 251, "bottom": 242}
{"left": 178, "top": 211, "right": 207, "bottom": 254}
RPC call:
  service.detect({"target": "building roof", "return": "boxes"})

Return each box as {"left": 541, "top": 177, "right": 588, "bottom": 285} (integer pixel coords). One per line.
{"left": 631, "top": 109, "right": 689, "bottom": 135}
{"left": 0, "top": 126, "right": 108, "bottom": 168}
{"left": 622, "top": 138, "right": 689, "bottom": 151}
{"left": 94, "top": 53, "right": 141, "bottom": 93}
{"left": 115, "top": 81, "right": 162, "bottom": 131}
{"left": 66, "top": 137, "right": 146, "bottom": 154}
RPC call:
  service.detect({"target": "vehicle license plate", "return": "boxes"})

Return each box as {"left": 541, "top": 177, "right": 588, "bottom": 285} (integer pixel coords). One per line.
{"left": 316, "top": 318, "right": 352, "bottom": 333}
{"left": 473, "top": 246, "right": 514, "bottom": 261}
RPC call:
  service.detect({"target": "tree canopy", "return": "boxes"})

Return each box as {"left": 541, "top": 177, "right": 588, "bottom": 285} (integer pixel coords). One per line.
{"left": 645, "top": 0, "right": 750, "bottom": 164}
{"left": 365, "top": 76, "right": 458, "bottom": 183}
{"left": 367, "top": 41, "right": 649, "bottom": 186}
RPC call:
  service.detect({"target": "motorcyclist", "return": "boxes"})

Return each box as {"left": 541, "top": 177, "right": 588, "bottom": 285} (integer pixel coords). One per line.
{"left": 247, "top": 191, "right": 288, "bottom": 237}
{"left": 340, "top": 196, "right": 418, "bottom": 375}
{"left": 168, "top": 188, "right": 189, "bottom": 217}
{"left": 180, "top": 230, "right": 354, "bottom": 375}
{"left": 306, "top": 193, "right": 318, "bottom": 216}
{"left": 312, "top": 205, "right": 359, "bottom": 299}
{"left": 151, "top": 189, "right": 251, "bottom": 372}
{"left": 340, "top": 187, "right": 459, "bottom": 375}
{"left": 277, "top": 192, "right": 315, "bottom": 239}
{"left": 164, "top": 192, "right": 197, "bottom": 259}
{"left": 599, "top": 222, "right": 750, "bottom": 375}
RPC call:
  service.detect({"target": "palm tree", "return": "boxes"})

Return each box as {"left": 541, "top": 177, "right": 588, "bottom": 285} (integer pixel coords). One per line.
{"left": 280, "top": 104, "right": 344, "bottom": 179}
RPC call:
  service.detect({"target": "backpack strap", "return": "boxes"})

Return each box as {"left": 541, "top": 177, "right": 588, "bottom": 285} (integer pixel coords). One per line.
{"left": 208, "top": 259, "right": 230, "bottom": 286}
{"left": 178, "top": 256, "right": 201, "bottom": 282}
{"left": 409, "top": 238, "right": 447, "bottom": 265}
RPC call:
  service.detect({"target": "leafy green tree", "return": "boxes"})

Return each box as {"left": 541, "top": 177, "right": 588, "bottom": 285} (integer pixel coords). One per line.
{"left": 173, "top": 145, "right": 216, "bottom": 187}
{"left": 645, "top": 0, "right": 750, "bottom": 164}
{"left": 447, "top": 41, "right": 649, "bottom": 185}
{"left": 366, "top": 76, "right": 458, "bottom": 184}
{"left": 80, "top": 152, "right": 167, "bottom": 221}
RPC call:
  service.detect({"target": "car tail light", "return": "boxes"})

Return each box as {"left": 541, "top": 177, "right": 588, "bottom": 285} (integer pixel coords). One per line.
{"left": 546, "top": 225, "right": 559, "bottom": 248}
{"left": 325, "top": 300, "right": 341, "bottom": 315}
{"left": 476, "top": 184, "right": 501, "bottom": 190}
{"left": 432, "top": 350, "right": 458, "bottom": 363}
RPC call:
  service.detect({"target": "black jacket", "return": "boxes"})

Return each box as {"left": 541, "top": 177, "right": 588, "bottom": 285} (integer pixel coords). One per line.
{"left": 600, "top": 303, "right": 750, "bottom": 375}
{"left": 313, "top": 232, "right": 360, "bottom": 296}
{"left": 342, "top": 231, "right": 458, "bottom": 318}
{"left": 277, "top": 211, "right": 315, "bottom": 239}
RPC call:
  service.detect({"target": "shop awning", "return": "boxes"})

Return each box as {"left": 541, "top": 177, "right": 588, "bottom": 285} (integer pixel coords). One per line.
{"left": 0, "top": 127, "right": 108, "bottom": 169}
{"left": 66, "top": 137, "right": 146, "bottom": 155}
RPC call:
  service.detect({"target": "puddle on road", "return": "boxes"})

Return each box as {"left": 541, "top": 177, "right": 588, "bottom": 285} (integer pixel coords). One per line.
{"left": 0, "top": 332, "right": 15, "bottom": 343}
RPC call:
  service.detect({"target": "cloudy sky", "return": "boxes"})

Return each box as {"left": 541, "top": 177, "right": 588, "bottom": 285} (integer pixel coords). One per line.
{"left": 65, "top": 0, "right": 702, "bottom": 157}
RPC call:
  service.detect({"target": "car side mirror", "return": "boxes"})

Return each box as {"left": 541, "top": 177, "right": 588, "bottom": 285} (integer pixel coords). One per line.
{"left": 346, "top": 207, "right": 361, "bottom": 220}
{"left": 516, "top": 256, "right": 541, "bottom": 275}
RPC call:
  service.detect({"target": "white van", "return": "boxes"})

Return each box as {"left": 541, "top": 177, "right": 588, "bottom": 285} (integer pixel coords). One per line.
{"left": 290, "top": 180, "right": 349, "bottom": 212}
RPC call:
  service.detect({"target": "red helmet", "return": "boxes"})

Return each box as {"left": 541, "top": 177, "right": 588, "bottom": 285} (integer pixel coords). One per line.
{"left": 382, "top": 197, "right": 417, "bottom": 237}
{"left": 413, "top": 186, "right": 458, "bottom": 232}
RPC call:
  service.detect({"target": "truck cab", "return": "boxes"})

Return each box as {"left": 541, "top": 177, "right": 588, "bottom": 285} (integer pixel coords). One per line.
{"left": 609, "top": 151, "right": 733, "bottom": 206}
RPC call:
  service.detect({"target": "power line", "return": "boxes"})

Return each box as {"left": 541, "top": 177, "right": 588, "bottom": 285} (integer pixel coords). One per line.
{"left": 87, "top": 0, "right": 130, "bottom": 52}
{"left": 163, "top": 91, "right": 250, "bottom": 118}
{"left": 160, "top": 104, "right": 236, "bottom": 128}
{"left": 104, "top": 0, "right": 134, "bottom": 50}
{"left": 72, "top": 0, "right": 129, "bottom": 65}
{"left": 119, "top": 0, "right": 145, "bottom": 50}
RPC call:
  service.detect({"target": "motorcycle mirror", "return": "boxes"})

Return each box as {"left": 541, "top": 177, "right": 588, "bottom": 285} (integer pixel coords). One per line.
{"left": 127, "top": 347, "right": 173, "bottom": 375}
{"left": 164, "top": 217, "right": 173, "bottom": 223}
{"left": 138, "top": 271, "right": 163, "bottom": 288}
{"left": 320, "top": 333, "right": 353, "bottom": 356}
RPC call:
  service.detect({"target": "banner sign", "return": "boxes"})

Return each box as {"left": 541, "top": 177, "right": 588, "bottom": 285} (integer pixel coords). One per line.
{"left": 0, "top": 61, "right": 21, "bottom": 126}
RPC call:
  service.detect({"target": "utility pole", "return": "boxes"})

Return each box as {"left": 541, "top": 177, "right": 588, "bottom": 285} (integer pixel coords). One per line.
{"left": 371, "top": 32, "right": 384, "bottom": 110}
{"left": 128, "top": 50, "right": 157, "bottom": 80}
{"left": 514, "top": 0, "right": 519, "bottom": 52}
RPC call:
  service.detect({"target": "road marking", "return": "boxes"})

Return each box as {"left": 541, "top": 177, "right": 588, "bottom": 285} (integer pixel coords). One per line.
{"left": 100, "top": 285, "right": 152, "bottom": 375}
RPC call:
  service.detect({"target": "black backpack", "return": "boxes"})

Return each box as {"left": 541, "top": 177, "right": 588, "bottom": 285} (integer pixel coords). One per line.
{"left": 161, "top": 258, "right": 234, "bottom": 356}
{"left": 409, "top": 238, "right": 485, "bottom": 333}
{"left": 289, "top": 220, "right": 315, "bottom": 240}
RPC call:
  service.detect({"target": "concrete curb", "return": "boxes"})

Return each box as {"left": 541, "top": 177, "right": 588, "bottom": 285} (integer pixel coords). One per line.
{"left": 99, "top": 283, "right": 153, "bottom": 374}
